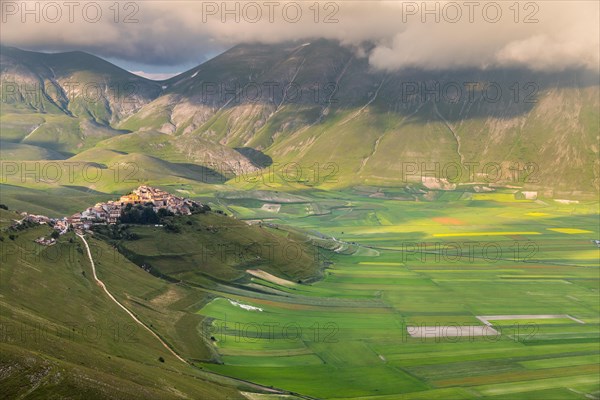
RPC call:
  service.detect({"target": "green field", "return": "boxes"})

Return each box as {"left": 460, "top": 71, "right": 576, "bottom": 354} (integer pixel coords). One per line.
{"left": 193, "top": 190, "right": 600, "bottom": 399}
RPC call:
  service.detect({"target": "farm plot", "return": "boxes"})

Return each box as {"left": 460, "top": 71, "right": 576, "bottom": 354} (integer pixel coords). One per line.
{"left": 199, "top": 192, "right": 599, "bottom": 399}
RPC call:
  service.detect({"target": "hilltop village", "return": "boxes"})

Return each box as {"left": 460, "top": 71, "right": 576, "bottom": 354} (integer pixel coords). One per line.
{"left": 70, "top": 186, "right": 199, "bottom": 228}
{"left": 15, "top": 186, "right": 201, "bottom": 236}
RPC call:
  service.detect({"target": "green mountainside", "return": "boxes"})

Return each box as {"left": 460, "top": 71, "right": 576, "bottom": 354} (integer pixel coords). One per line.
{"left": 2, "top": 41, "right": 598, "bottom": 215}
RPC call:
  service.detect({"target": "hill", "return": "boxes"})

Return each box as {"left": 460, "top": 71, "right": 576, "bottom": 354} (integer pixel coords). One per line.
{"left": 0, "top": 46, "right": 162, "bottom": 123}
{"left": 105, "top": 211, "right": 322, "bottom": 285}
{"left": 0, "top": 207, "right": 322, "bottom": 398}
{"left": 0, "top": 210, "right": 246, "bottom": 398}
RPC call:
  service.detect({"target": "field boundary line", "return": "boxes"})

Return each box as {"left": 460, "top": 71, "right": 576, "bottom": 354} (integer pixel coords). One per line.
{"left": 477, "top": 315, "right": 586, "bottom": 325}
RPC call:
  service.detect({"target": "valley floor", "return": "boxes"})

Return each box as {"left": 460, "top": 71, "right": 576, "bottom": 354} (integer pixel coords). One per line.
{"left": 195, "top": 190, "right": 600, "bottom": 399}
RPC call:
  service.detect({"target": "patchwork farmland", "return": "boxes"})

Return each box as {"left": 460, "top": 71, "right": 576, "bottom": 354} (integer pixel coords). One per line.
{"left": 195, "top": 190, "right": 600, "bottom": 399}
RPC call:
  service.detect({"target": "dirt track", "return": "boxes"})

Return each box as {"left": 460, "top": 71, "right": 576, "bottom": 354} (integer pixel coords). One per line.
{"left": 77, "top": 234, "right": 301, "bottom": 397}
{"left": 77, "top": 233, "right": 188, "bottom": 363}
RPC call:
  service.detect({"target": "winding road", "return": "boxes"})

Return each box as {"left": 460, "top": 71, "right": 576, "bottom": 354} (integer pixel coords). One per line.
{"left": 76, "top": 233, "right": 304, "bottom": 398}
{"left": 76, "top": 233, "right": 188, "bottom": 363}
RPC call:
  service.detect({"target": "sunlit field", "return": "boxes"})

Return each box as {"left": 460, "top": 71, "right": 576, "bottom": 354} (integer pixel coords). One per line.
{"left": 197, "top": 190, "right": 599, "bottom": 399}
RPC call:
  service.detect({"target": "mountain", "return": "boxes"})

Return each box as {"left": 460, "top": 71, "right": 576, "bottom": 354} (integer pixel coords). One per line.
{"left": 1, "top": 41, "right": 599, "bottom": 213}
{"left": 0, "top": 46, "right": 162, "bottom": 122}
{"left": 122, "top": 40, "right": 599, "bottom": 193}
{"left": 0, "top": 46, "right": 162, "bottom": 157}
{"left": 0, "top": 45, "right": 268, "bottom": 178}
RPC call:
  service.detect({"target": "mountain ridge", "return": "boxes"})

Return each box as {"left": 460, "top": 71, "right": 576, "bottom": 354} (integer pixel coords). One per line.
{"left": 1, "top": 41, "right": 598, "bottom": 196}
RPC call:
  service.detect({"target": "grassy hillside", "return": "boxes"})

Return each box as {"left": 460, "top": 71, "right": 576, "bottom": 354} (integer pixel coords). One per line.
{"left": 0, "top": 207, "right": 321, "bottom": 398}
{"left": 0, "top": 210, "right": 247, "bottom": 398}
{"left": 94, "top": 129, "right": 261, "bottom": 176}
{"left": 0, "top": 185, "right": 113, "bottom": 217}
{"left": 0, "top": 141, "right": 66, "bottom": 160}
{"left": 105, "top": 212, "right": 322, "bottom": 285}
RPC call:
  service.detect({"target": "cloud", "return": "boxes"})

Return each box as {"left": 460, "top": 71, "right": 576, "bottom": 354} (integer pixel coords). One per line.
{"left": 1, "top": 1, "right": 598, "bottom": 72}
{"left": 367, "top": 1, "right": 599, "bottom": 72}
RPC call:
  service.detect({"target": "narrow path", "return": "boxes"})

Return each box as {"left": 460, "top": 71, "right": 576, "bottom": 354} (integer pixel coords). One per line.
{"left": 76, "top": 233, "right": 188, "bottom": 363}
{"left": 76, "top": 233, "right": 304, "bottom": 397}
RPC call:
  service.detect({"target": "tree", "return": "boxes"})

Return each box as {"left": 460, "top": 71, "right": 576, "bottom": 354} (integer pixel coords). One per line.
{"left": 158, "top": 356, "right": 165, "bottom": 363}
{"left": 50, "top": 230, "right": 60, "bottom": 239}
{"left": 164, "top": 222, "right": 181, "bottom": 233}
{"left": 157, "top": 208, "right": 174, "bottom": 219}
{"left": 120, "top": 204, "right": 159, "bottom": 225}
{"left": 141, "top": 206, "right": 159, "bottom": 224}
{"left": 191, "top": 203, "right": 211, "bottom": 214}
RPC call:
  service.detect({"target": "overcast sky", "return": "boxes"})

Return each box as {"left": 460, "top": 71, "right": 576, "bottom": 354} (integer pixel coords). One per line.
{"left": 1, "top": 1, "right": 598, "bottom": 79}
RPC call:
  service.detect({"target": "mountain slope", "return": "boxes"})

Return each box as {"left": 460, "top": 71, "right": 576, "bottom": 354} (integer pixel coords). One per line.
{"left": 0, "top": 206, "right": 322, "bottom": 398}
{"left": 0, "top": 46, "right": 162, "bottom": 155}
{"left": 115, "top": 40, "right": 600, "bottom": 193}
{"left": 1, "top": 42, "right": 599, "bottom": 197}
{"left": 1, "top": 46, "right": 162, "bottom": 122}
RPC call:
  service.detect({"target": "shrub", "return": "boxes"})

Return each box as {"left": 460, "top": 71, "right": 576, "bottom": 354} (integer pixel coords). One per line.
{"left": 164, "top": 223, "right": 181, "bottom": 233}
{"left": 157, "top": 208, "right": 174, "bottom": 219}
{"left": 191, "top": 204, "right": 211, "bottom": 214}
{"left": 120, "top": 204, "right": 159, "bottom": 225}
